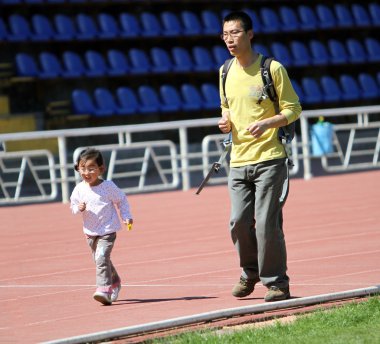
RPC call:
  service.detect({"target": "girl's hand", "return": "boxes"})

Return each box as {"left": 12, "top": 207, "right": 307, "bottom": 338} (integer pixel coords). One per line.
{"left": 78, "top": 202, "right": 86, "bottom": 212}
{"left": 124, "top": 219, "right": 133, "bottom": 231}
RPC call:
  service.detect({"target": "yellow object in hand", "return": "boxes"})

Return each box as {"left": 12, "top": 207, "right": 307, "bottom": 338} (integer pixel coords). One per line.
{"left": 127, "top": 223, "right": 133, "bottom": 231}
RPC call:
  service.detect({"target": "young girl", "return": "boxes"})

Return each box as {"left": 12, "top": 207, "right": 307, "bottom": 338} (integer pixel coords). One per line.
{"left": 70, "top": 148, "right": 133, "bottom": 305}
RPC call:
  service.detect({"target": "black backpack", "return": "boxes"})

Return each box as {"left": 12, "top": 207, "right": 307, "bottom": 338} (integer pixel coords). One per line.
{"left": 221, "top": 56, "right": 295, "bottom": 144}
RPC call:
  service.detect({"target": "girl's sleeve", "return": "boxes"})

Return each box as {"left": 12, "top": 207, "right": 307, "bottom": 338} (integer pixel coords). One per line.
{"left": 109, "top": 182, "right": 132, "bottom": 220}
{"left": 70, "top": 186, "right": 81, "bottom": 215}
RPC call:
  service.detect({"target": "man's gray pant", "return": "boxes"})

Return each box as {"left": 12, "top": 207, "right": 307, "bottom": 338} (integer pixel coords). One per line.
{"left": 87, "top": 233, "right": 121, "bottom": 294}
{"left": 228, "top": 158, "right": 290, "bottom": 288}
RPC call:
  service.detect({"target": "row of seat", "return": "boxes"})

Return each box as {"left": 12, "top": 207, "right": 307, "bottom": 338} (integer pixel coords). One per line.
{"left": 2, "top": 3, "right": 380, "bottom": 42}
{"left": 70, "top": 73, "right": 380, "bottom": 118}
{"left": 14, "top": 37, "right": 380, "bottom": 79}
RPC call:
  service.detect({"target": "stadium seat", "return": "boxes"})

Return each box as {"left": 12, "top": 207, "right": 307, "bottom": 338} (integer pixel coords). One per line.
{"left": 351, "top": 4, "right": 371, "bottom": 27}
{"left": 369, "top": 3, "right": 380, "bottom": 26}
{"left": 320, "top": 76, "right": 342, "bottom": 102}
{"left": 212, "top": 45, "right": 231, "bottom": 67}
{"left": 279, "top": 6, "right": 300, "bottom": 32}
{"left": 260, "top": 7, "right": 281, "bottom": 33}
{"left": 140, "top": 12, "right": 162, "bottom": 37}
{"left": 76, "top": 14, "right": 98, "bottom": 40}
{"left": 201, "top": 83, "right": 220, "bottom": 109}
{"left": 171, "top": 47, "right": 193, "bottom": 72}
{"left": 254, "top": 43, "right": 270, "bottom": 57}
{"left": 358, "top": 73, "right": 379, "bottom": 99}
{"left": 297, "top": 5, "right": 318, "bottom": 31}
{"left": 119, "top": 13, "right": 141, "bottom": 37}
{"left": 138, "top": 85, "right": 161, "bottom": 113}
{"left": 346, "top": 39, "right": 367, "bottom": 63}
{"left": 71, "top": 89, "right": 97, "bottom": 116}
{"left": 15, "top": 53, "right": 39, "bottom": 77}
{"left": 54, "top": 14, "right": 77, "bottom": 41}
{"left": 107, "top": 49, "right": 129, "bottom": 76}
{"left": 290, "top": 80, "right": 305, "bottom": 103}
{"left": 309, "top": 40, "right": 330, "bottom": 65}
{"left": 159, "top": 85, "right": 182, "bottom": 112}
{"left": 160, "top": 11, "right": 182, "bottom": 36}
{"left": 62, "top": 51, "right": 86, "bottom": 77}
{"left": 128, "top": 48, "right": 150, "bottom": 74}
{"left": 31, "top": 14, "right": 55, "bottom": 41}
{"left": 181, "top": 11, "right": 202, "bottom": 35}
{"left": 242, "top": 8, "right": 262, "bottom": 33}
{"left": 181, "top": 84, "right": 203, "bottom": 110}
{"left": 116, "top": 87, "right": 140, "bottom": 115}
{"left": 39, "top": 52, "right": 62, "bottom": 78}
{"left": 201, "top": 10, "right": 220, "bottom": 35}
{"left": 93, "top": 88, "right": 119, "bottom": 116}
{"left": 8, "top": 14, "right": 32, "bottom": 41}
{"left": 364, "top": 38, "right": 380, "bottom": 62}
{"left": 98, "top": 13, "right": 119, "bottom": 39}
{"left": 192, "top": 46, "right": 215, "bottom": 71}
{"left": 301, "top": 77, "right": 323, "bottom": 104}
{"left": 0, "top": 18, "right": 9, "bottom": 41}
{"left": 340, "top": 74, "right": 361, "bottom": 100}
{"left": 290, "top": 41, "right": 312, "bottom": 67}
{"left": 334, "top": 4, "right": 354, "bottom": 27}
{"left": 316, "top": 5, "right": 337, "bottom": 29}
{"left": 85, "top": 51, "right": 108, "bottom": 77}
{"left": 271, "top": 42, "right": 293, "bottom": 66}
{"left": 150, "top": 47, "right": 173, "bottom": 73}
{"left": 328, "top": 39, "right": 348, "bottom": 64}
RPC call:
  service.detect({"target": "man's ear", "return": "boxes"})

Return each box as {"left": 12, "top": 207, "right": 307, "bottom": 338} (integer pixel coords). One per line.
{"left": 248, "top": 29, "right": 254, "bottom": 40}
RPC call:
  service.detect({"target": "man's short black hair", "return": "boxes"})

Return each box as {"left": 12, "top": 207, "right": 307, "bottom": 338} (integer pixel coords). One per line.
{"left": 223, "top": 11, "right": 253, "bottom": 32}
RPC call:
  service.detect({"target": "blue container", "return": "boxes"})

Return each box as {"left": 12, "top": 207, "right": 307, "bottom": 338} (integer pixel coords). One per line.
{"left": 311, "top": 121, "right": 333, "bottom": 156}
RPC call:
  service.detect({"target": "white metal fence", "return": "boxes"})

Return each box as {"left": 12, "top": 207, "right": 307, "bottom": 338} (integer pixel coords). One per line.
{"left": 0, "top": 105, "right": 379, "bottom": 205}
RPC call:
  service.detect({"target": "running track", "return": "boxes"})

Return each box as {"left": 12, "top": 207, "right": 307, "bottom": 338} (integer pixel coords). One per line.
{"left": 1, "top": 170, "right": 379, "bottom": 343}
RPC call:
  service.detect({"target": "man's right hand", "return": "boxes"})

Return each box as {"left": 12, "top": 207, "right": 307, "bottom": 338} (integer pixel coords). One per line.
{"left": 218, "top": 112, "right": 231, "bottom": 133}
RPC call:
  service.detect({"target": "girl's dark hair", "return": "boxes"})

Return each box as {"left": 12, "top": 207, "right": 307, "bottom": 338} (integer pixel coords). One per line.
{"left": 74, "top": 148, "right": 104, "bottom": 171}
{"left": 223, "top": 11, "right": 253, "bottom": 32}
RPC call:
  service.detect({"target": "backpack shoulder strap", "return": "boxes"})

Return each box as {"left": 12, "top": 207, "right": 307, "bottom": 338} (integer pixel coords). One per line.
{"left": 221, "top": 58, "right": 234, "bottom": 105}
{"left": 259, "top": 56, "right": 279, "bottom": 114}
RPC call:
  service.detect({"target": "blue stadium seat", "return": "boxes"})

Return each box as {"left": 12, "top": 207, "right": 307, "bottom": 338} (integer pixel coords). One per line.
{"left": 116, "top": 87, "right": 140, "bottom": 115}
{"left": 140, "top": 12, "right": 162, "bottom": 37}
{"left": 93, "top": 88, "right": 119, "bottom": 116}
{"left": 138, "top": 85, "right": 161, "bottom": 113}
{"left": 364, "top": 38, "right": 380, "bottom": 62}
{"left": 119, "top": 13, "right": 141, "bottom": 37}
{"left": 201, "top": 83, "right": 220, "bottom": 109}
{"left": 128, "top": 48, "right": 150, "bottom": 74}
{"left": 159, "top": 85, "right": 182, "bottom": 112}
{"left": 8, "top": 14, "right": 31, "bottom": 41}
{"left": 271, "top": 42, "right": 293, "bottom": 66}
{"left": 0, "top": 18, "right": 9, "bottom": 41}
{"left": 260, "top": 7, "right": 281, "bottom": 33}
{"left": 39, "top": 52, "right": 62, "bottom": 78}
{"left": 346, "top": 39, "right": 367, "bottom": 63}
{"left": 328, "top": 39, "right": 348, "bottom": 64}
{"left": 290, "top": 41, "right": 311, "bottom": 66}
{"left": 181, "top": 84, "right": 203, "bottom": 110}
{"left": 192, "top": 46, "right": 215, "bottom": 71}
{"left": 340, "top": 74, "right": 361, "bottom": 100}
{"left": 54, "top": 14, "right": 77, "bottom": 41}
{"left": 107, "top": 50, "right": 129, "bottom": 76}
{"left": 181, "top": 11, "right": 202, "bottom": 36}
{"left": 76, "top": 14, "right": 98, "bottom": 40}
{"left": 71, "top": 89, "right": 97, "bottom": 116}
{"left": 85, "top": 51, "right": 108, "bottom": 77}
{"left": 201, "top": 10, "right": 220, "bottom": 35}
{"left": 160, "top": 11, "right": 182, "bottom": 36}
{"left": 279, "top": 6, "right": 300, "bottom": 32}
{"left": 98, "top": 13, "right": 119, "bottom": 39}
{"left": 369, "top": 3, "right": 380, "bottom": 26}
{"left": 62, "top": 51, "right": 86, "bottom": 77}
{"left": 320, "top": 76, "right": 342, "bottom": 102}
{"left": 31, "top": 14, "right": 55, "bottom": 41}
{"left": 334, "top": 4, "right": 354, "bottom": 27}
{"left": 150, "top": 47, "right": 173, "bottom": 73}
{"left": 291, "top": 80, "right": 305, "bottom": 103}
{"left": 351, "top": 4, "right": 371, "bottom": 27}
{"left": 358, "top": 73, "right": 379, "bottom": 99}
{"left": 15, "top": 53, "right": 39, "bottom": 77}
{"left": 309, "top": 40, "right": 330, "bottom": 65}
{"left": 242, "top": 8, "right": 262, "bottom": 33}
{"left": 254, "top": 43, "right": 270, "bottom": 57}
{"left": 212, "top": 45, "right": 231, "bottom": 67}
{"left": 301, "top": 77, "right": 323, "bottom": 104}
{"left": 171, "top": 47, "right": 193, "bottom": 72}
{"left": 297, "top": 5, "right": 318, "bottom": 31}
{"left": 24, "top": 0, "right": 44, "bottom": 2}
{"left": 316, "top": 5, "right": 337, "bottom": 29}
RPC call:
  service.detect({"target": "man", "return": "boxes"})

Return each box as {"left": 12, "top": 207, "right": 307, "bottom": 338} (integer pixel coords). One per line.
{"left": 218, "top": 11, "right": 302, "bottom": 302}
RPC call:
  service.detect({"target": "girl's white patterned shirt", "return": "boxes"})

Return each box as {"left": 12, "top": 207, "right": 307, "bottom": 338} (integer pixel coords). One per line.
{"left": 70, "top": 180, "right": 132, "bottom": 236}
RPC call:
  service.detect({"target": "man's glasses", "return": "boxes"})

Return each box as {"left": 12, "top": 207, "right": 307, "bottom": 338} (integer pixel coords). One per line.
{"left": 220, "top": 30, "right": 245, "bottom": 41}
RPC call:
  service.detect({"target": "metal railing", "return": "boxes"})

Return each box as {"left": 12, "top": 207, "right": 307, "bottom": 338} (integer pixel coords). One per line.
{"left": 0, "top": 105, "right": 379, "bottom": 205}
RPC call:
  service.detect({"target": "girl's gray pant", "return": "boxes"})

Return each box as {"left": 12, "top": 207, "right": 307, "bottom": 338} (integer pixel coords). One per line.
{"left": 87, "top": 232, "right": 121, "bottom": 294}
{"left": 228, "top": 158, "right": 290, "bottom": 288}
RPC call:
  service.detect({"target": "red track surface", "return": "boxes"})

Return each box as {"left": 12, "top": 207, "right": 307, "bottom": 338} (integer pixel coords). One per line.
{"left": 1, "top": 170, "right": 379, "bottom": 343}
